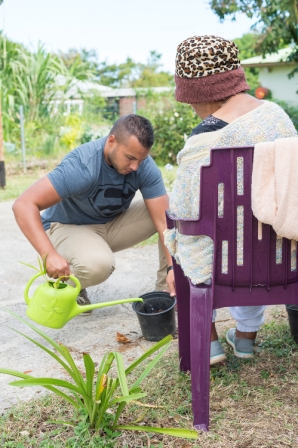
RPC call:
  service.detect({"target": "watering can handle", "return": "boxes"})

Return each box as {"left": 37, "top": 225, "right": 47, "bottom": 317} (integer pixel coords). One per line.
{"left": 24, "top": 271, "right": 44, "bottom": 305}
{"left": 68, "top": 275, "right": 81, "bottom": 295}
{"left": 24, "top": 273, "right": 81, "bottom": 305}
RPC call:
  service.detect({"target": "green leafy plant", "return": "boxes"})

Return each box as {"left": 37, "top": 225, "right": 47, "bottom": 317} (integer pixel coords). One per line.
{"left": 19, "top": 254, "right": 65, "bottom": 289}
{"left": 0, "top": 308, "right": 198, "bottom": 441}
{"left": 138, "top": 91, "right": 199, "bottom": 164}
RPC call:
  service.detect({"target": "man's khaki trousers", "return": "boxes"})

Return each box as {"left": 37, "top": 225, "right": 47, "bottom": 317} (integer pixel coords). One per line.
{"left": 46, "top": 197, "right": 167, "bottom": 290}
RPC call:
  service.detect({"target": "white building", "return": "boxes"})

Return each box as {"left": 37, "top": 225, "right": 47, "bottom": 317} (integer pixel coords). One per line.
{"left": 50, "top": 75, "right": 114, "bottom": 115}
{"left": 242, "top": 47, "right": 298, "bottom": 105}
{"left": 51, "top": 75, "right": 173, "bottom": 116}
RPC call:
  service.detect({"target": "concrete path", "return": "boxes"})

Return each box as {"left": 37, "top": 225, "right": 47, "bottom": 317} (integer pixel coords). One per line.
{"left": 0, "top": 200, "right": 285, "bottom": 415}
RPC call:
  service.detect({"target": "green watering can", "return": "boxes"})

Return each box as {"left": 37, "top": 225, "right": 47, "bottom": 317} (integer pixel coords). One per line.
{"left": 24, "top": 272, "right": 143, "bottom": 329}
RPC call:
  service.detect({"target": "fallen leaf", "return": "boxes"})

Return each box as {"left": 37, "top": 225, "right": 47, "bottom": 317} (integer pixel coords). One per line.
{"left": 132, "top": 410, "right": 147, "bottom": 423}
{"left": 169, "top": 414, "right": 182, "bottom": 422}
{"left": 116, "top": 332, "right": 131, "bottom": 344}
{"left": 133, "top": 400, "right": 165, "bottom": 408}
{"left": 20, "top": 431, "right": 30, "bottom": 436}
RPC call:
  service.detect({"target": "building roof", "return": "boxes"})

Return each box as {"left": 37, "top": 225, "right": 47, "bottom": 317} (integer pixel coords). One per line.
{"left": 55, "top": 75, "right": 173, "bottom": 99}
{"left": 55, "top": 75, "right": 114, "bottom": 99}
{"left": 99, "top": 86, "right": 173, "bottom": 98}
{"left": 241, "top": 47, "right": 297, "bottom": 68}
{"left": 66, "top": 79, "right": 114, "bottom": 98}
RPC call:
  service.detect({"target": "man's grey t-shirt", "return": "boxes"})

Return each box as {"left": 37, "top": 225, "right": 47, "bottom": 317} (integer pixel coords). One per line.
{"left": 41, "top": 136, "right": 166, "bottom": 230}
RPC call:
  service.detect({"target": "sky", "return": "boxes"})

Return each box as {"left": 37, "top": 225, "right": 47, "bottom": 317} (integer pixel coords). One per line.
{"left": 0, "top": 0, "right": 255, "bottom": 74}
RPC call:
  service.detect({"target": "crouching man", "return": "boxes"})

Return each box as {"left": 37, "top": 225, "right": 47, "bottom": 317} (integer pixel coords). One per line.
{"left": 13, "top": 114, "right": 175, "bottom": 311}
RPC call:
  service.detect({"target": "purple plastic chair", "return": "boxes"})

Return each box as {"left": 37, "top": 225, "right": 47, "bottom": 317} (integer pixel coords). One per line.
{"left": 166, "top": 146, "right": 298, "bottom": 431}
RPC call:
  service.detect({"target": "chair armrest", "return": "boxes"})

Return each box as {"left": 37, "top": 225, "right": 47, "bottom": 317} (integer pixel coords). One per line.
{"left": 166, "top": 210, "right": 204, "bottom": 236}
{"left": 165, "top": 210, "right": 175, "bottom": 229}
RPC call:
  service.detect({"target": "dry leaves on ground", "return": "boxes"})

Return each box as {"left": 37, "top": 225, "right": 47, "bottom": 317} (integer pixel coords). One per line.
{"left": 116, "top": 332, "right": 132, "bottom": 344}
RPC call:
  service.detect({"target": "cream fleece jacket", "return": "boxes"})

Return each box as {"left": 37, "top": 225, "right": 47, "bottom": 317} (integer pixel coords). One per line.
{"left": 252, "top": 137, "right": 298, "bottom": 240}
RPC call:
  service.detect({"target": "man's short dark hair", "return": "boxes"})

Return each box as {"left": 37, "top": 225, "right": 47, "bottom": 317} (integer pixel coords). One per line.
{"left": 109, "top": 114, "right": 154, "bottom": 150}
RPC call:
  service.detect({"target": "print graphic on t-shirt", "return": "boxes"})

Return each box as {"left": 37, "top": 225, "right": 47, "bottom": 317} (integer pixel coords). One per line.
{"left": 88, "top": 182, "right": 136, "bottom": 218}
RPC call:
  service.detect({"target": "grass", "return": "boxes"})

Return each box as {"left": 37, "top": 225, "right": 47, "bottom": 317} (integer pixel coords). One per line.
{"left": 134, "top": 233, "right": 159, "bottom": 247}
{"left": 0, "top": 171, "right": 43, "bottom": 202}
{"left": 0, "top": 158, "right": 58, "bottom": 202}
{"left": 1, "top": 319, "right": 298, "bottom": 447}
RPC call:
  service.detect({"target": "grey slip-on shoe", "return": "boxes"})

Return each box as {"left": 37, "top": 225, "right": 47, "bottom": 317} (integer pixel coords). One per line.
{"left": 210, "top": 340, "right": 226, "bottom": 365}
{"left": 226, "top": 328, "right": 254, "bottom": 359}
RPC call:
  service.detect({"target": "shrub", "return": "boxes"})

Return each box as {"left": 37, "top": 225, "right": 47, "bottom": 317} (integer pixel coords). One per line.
{"left": 138, "top": 91, "right": 199, "bottom": 164}
{"left": 59, "top": 114, "right": 84, "bottom": 149}
{"left": 274, "top": 99, "right": 298, "bottom": 130}
{"left": 151, "top": 103, "right": 199, "bottom": 164}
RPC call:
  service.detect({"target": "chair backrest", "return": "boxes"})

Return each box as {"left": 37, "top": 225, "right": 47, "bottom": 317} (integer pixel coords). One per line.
{"left": 173, "top": 146, "right": 298, "bottom": 305}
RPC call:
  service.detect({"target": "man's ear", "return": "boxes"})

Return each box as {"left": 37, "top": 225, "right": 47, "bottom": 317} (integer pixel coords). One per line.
{"left": 107, "top": 134, "right": 116, "bottom": 145}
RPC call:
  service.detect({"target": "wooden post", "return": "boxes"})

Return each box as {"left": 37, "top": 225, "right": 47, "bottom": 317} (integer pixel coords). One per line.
{"left": 0, "top": 100, "right": 5, "bottom": 189}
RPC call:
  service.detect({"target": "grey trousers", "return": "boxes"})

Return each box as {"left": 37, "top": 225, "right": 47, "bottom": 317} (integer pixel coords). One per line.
{"left": 46, "top": 197, "right": 167, "bottom": 290}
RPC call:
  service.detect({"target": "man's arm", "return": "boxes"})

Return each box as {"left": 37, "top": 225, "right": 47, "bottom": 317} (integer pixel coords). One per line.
{"left": 12, "top": 176, "right": 71, "bottom": 279}
{"left": 144, "top": 194, "right": 176, "bottom": 296}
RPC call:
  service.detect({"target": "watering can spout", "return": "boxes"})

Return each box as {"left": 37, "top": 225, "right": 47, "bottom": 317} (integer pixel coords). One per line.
{"left": 71, "top": 297, "right": 144, "bottom": 319}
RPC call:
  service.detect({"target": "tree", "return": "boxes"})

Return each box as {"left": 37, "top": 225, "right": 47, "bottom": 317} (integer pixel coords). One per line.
{"left": 98, "top": 57, "right": 139, "bottom": 87}
{"left": 209, "top": 1, "right": 298, "bottom": 57}
{"left": 97, "top": 52, "right": 173, "bottom": 88}
{"left": 234, "top": 33, "right": 260, "bottom": 90}
{"left": 132, "top": 51, "right": 174, "bottom": 88}
{"left": 58, "top": 48, "right": 97, "bottom": 80}
{"left": 0, "top": 36, "right": 74, "bottom": 159}
{"left": 49, "top": 48, "right": 173, "bottom": 89}
{"left": 12, "top": 44, "right": 67, "bottom": 122}
{"left": 0, "top": 33, "right": 26, "bottom": 116}
{"left": 0, "top": 33, "right": 30, "bottom": 139}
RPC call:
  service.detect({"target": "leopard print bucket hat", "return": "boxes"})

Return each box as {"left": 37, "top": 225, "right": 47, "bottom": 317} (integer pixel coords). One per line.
{"left": 175, "top": 35, "right": 250, "bottom": 104}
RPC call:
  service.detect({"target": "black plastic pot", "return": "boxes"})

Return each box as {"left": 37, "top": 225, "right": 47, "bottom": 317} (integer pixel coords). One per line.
{"left": 132, "top": 291, "right": 176, "bottom": 342}
{"left": 285, "top": 305, "right": 298, "bottom": 343}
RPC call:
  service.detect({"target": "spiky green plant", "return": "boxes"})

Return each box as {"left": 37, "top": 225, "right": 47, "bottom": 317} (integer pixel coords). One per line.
{"left": 0, "top": 308, "right": 198, "bottom": 440}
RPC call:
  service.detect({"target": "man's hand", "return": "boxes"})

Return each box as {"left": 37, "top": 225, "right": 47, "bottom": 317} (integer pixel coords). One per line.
{"left": 45, "top": 252, "right": 71, "bottom": 279}
{"left": 144, "top": 194, "right": 177, "bottom": 297}
{"left": 166, "top": 269, "right": 176, "bottom": 297}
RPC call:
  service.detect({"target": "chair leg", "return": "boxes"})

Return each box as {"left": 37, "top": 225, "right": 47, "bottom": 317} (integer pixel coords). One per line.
{"left": 173, "top": 261, "right": 191, "bottom": 372}
{"left": 189, "top": 282, "right": 213, "bottom": 431}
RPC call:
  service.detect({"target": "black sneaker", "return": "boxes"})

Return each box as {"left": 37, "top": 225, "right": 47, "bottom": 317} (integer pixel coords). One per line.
{"left": 76, "top": 289, "right": 92, "bottom": 315}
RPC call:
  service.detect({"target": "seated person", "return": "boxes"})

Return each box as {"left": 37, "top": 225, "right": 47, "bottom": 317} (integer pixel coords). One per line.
{"left": 165, "top": 35, "right": 297, "bottom": 364}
